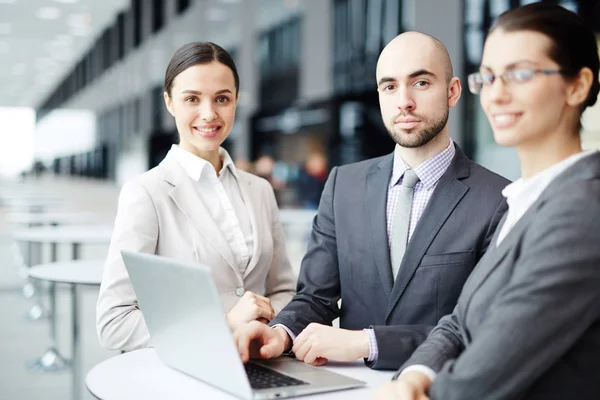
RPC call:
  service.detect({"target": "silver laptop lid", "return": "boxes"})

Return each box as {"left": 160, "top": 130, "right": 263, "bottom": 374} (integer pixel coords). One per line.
{"left": 121, "top": 251, "right": 253, "bottom": 400}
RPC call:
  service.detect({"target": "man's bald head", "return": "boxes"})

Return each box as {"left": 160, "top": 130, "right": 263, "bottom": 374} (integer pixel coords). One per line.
{"left": 377, "top": 31, "right": 454, "bottom": 83}
{"left": 375, "top": 31, "right": 462, "bottom": 150}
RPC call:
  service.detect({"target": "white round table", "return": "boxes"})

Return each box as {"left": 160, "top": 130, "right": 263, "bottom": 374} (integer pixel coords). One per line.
{"left": 29, "top": 260, "right": 104, "bottom": 400}
{"left": 13, "top": 225, "right": 113, "bottom": 259}
{"left": 2, "top": 196, "right": 66, "bottom": 212}
{"left": 9, "top": 211, "right": 97, "bottom": 226}
{"left": 10, "top": 213, "right": 100, "bottom": 294}
{"left": 86, "top": 348, "right": 394, "bottom": 400}
{"left": 13, "top": 225, "right": 112, "bottom": 322}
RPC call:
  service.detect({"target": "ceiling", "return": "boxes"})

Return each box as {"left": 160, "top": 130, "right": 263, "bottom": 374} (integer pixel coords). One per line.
{"left": 0, "top": 0, "right": 303, "bottom": 111}
{"left": 0, "top": 0, "right": 129, "bottom": 108}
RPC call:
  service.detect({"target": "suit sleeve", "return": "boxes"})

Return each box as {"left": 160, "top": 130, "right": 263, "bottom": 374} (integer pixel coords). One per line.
{"left": 395, "top": 310, "right": 465, "bottom": 375}
{"left": 96, "top": 181, "right": 158, "bottom": 351}
{"left": 269, "top": 167, "right": 341, "bottom": 335}
{"left": 263, "top": 182, "right": 296, "bottom": 315}
{"left": 407, "top": 191, "right": 600, "bottom": 400}
{"left": 368, "top": 324, "right": 437, "bottom": 370}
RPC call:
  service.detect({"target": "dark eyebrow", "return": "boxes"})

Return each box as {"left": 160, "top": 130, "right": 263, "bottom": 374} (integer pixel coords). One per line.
{"left": 180, "top": 89, "right": 233, "bottom": 95}
{"left": 377, "top": 76, "right": 396, "bottom": 87}
{"left": 408, "top": 69, "right": 436, "bottom": 79}
{"left": 377, "top": 69, "right": 437, "bottom": 87}
{"left": 480, "top": 60, "right": 538, "bottom": 71}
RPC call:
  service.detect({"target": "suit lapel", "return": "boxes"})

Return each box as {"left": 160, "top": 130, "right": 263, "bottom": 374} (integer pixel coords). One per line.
{"left": 385, "top": 146, "right": 470, "bottom": 320}
{"left": 458, "top": 208, "right": 533, "bottom": 322}
{"left": 366, "top": 154, "right": 395, "bottom": 298}
{"left": 460, "top": 152, "right": 600, "bottom": 326}
{"left": 238, "top": 174, "right": 261, "bottom": 278}
{"left": 160, "top": 153, "right": 238, "bottom": 274}
{"left": 462, "top": 152, "right": 600, "bottom": 300}
{"left": 456, "top": 212, "right": 509, "bottom": 309}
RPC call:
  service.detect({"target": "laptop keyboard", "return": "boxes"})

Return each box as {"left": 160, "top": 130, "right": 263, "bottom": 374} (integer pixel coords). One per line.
{"left": 245, "top": 362, "right": 309, "bottom": 390}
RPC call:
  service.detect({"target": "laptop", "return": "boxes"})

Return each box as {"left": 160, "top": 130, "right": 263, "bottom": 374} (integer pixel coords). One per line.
{"left": 120, "top": 251, "right": 366, "bottom": 399}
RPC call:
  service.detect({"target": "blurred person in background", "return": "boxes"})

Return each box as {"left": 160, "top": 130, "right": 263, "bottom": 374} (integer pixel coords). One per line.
{"left": 376, "top": 4, "right": 600, "bottom": 399}
{"left": 96, "top": 42, "right": 295, "bottom": 351}
{"left": 233, "top": 157, "right": 251, "bottom": 173}
{"left": 234, "top": 31, "right": 509, "bottom": 371}
{"left": 254, "top": 153, "right": 286, "bottom": 204}
{"left": 297, "top": 151, "right": 328, "bottom": 210}
{"left": 254, "top": 153, "right": 276, "bottom": 182}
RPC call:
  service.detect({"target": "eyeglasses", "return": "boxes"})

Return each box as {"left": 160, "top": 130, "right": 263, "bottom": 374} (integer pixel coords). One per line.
{"left": 467, "top": 68, "right": 568, "bottom": 95}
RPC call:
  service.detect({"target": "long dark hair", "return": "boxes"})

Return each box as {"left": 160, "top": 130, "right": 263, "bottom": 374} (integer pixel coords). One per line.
{"left": 163, "top": 42, "right": 239, "bottom": 97}
{"left": 490, "top": 3, "right": 600, "bottom": 112}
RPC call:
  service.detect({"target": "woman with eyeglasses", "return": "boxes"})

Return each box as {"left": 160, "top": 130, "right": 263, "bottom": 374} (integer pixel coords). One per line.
{"left": 374, "top": 3, "right": 600, "bottom": 400}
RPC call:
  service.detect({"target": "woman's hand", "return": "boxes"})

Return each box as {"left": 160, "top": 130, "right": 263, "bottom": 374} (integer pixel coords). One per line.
{"left": 373, "top": 371, "right": 432, "bottom": 400}
{"left": 226, "top": 291, "right": 275, "bottom": 331}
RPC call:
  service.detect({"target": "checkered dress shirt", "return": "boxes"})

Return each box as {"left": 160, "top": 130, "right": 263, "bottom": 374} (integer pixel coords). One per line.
{"left": 365, "top": 140, "right": 455, "bottom": 362}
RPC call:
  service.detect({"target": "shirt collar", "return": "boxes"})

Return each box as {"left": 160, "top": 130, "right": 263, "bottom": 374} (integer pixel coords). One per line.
{"left": 390, "top": 139, "right": 456, "bottom": 189}
{"left": 502, "top": 150, "right": 598, "bottom": 209}
{"left": 170, "top": 144, "right": 238, "bottom": 182}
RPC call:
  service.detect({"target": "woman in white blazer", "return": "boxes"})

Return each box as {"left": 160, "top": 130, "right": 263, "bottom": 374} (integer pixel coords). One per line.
{"left": 96, "top": 42, "right": 296, "bottom": 351}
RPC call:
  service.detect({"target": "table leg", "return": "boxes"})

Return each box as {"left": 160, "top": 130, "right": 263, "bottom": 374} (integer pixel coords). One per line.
{"left": 72, "top": 243, "right": 81, "bottom": 261}
{"left": 21, "top": 241, "right": 34, "bottom": 298}
{"left": 71, "top": 283, "right": 81, "bottom": 400}
{"left": 25, "top": 241, "right": 48, "bottom": 321}
{"left": 26, "top": 281, "right": 69, "bottom": 372}
{"left": 26, "top": 241, "right": 69, "bottom": 371}
{"left": 51, "top": 240, "right": 58, "bottom": 262}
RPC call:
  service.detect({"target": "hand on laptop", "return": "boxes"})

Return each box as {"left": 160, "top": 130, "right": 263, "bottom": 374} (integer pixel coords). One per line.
{"left": 373, "top": 371, "right": 432, "bottom": 400}
{"left": 292, "top": 323, "right": 369, "bottom": 366}
{"left": 226, "top": 292, "right": 275, "bottom": 331}
{"left": 234, "top": 321, "right": 291, "bottom": 363}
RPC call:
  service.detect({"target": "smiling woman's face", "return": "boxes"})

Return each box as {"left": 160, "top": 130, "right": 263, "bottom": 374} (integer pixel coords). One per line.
{"left": 479, "top": 29, "right": 571, "bottom": 149}
{"left": 163, "top": 61, "right": 238, "bottom": 158}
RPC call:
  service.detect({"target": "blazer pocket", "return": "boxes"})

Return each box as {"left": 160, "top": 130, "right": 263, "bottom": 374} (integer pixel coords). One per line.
{"left": 420, "top": 250, "right": 474, "bottom": 267}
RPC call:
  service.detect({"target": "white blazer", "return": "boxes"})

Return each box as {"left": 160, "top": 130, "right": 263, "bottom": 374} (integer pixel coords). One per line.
{"left": 96, "top": 151, "right": 296, "bottom": 351}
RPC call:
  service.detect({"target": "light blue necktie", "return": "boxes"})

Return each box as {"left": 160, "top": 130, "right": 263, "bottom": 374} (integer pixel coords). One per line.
{"left": 390, "top": 169, "right": 420, "bottom": 282}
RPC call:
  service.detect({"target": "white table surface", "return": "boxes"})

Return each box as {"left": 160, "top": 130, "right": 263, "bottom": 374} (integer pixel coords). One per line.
{"left": 0, "top": 192, "right": 63, "bottom": 201}
{"left": 2, "top": 197, "right": 64, "bottom": 206}
{"left": 86, "top": 349, "right": 394, "bottom": 400}
{"left": 13, "top": 225, "right": 113, "bottom": 244}
{"left": 27, "top": 260, "right": 104, "bottom": 285}
{"left": 9, "top": 211, "right": 97, "bottom": 225}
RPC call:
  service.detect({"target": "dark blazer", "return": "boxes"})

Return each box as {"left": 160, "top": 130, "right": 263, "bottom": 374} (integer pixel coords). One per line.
{"left": 271, "top": 144, "right": 509, "bottom": 369}
{"left": 399, "top": 152, "right": 600, "bottom": 399}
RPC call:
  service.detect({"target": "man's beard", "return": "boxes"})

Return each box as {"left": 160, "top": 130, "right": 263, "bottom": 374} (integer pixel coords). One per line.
{"left": 387, "top": 109, "right": 449, "bottom": 148}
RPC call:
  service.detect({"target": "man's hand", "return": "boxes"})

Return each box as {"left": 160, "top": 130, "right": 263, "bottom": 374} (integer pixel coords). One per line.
{"left": 373, "top": 371, "right": 432, "bottom": 400}
{"left": 226, "top": 292, "right": 275, "bottom": 331}
{"left": 292, "top": 323, "right": 370, "bottom": 366}
{"left": 233, "top": 321, "right": 291, "bottom": 363}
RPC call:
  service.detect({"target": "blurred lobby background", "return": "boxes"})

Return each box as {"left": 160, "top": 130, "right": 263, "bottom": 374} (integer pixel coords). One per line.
{"left": 1, "top": 0, "right": 600, "bottom": 399}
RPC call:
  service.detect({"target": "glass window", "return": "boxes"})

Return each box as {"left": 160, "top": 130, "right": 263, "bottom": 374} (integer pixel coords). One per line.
{"left": 132, "top": 0, "right": 142, "bottom": 48}
{"left": 117, "top": 12, "right": 125, "bottom": 60}
{"left": 382, "top": 0, "right": 400, "bottom": 45}
{"left": 177, "top": 0, "right": 190, "bottom": 14}
{"left": 258, "top": 17, "right": 301, "bottom": 108}
{"left": 333, "top": 0, "right": 401, "bottom": 95}
{"left": 152, "top": 0, "right": 164, "bottom": 33}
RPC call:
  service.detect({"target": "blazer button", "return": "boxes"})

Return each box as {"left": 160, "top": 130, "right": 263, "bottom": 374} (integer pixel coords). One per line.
{"left": 235, "top": 287, "right": 245, "bottom": 297}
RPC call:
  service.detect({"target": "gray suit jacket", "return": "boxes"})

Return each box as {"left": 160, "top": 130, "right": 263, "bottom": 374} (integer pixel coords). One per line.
{"left": 399, "top": 152, "right": 600, "bottom": 399}
{"left": 271, "top": 145, "right": 509, "bottom": 369}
